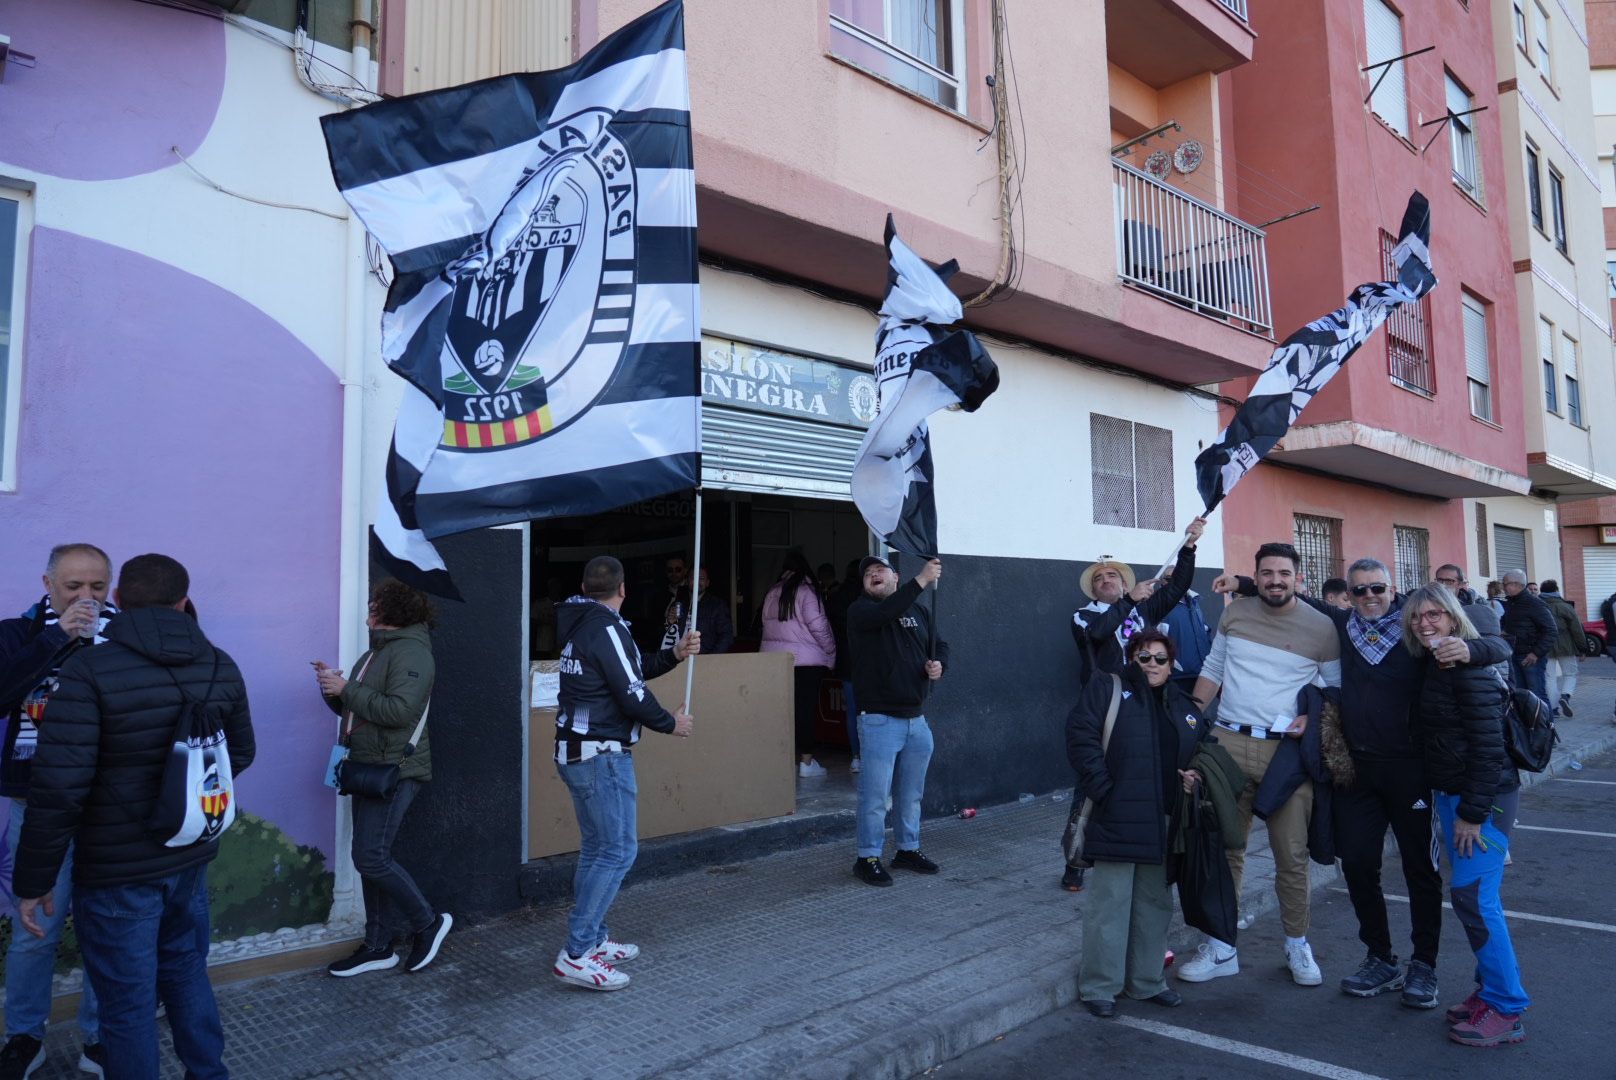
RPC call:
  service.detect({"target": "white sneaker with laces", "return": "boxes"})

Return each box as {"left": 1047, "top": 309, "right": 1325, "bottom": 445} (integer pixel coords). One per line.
{"left": 798, "top": 760, "right": 827, "bottom": 778}
{"left": 850, "top": 756, "right": 861, "bottom": 774}
{"left": 590, "top": 938, "right": 640, "bottom": 963}
{"left": 1176, "top": 941, "right": 1239, "bottom": 982}
{"left": 1285, "top": 940, "right": 1323, "bottom": 986}
{"left": 554, "top": 948, "right": 630, "bottom": 991}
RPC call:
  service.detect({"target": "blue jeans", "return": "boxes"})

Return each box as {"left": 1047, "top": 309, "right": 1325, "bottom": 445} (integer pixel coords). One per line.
{"left": 350, "top": 779, "right": 434, "bottom": 950}
{"left": 842, "top": 681, "right": 859, "bottom": 755}
{"left": 557, "top": 753, "right": 638, "bottom": 958}
{"left": 1435, "top": 792, "right": 1530, "bottom": 1015}
{"left": 1511, "top": 656, "right": 1548, "bottom": 704}
{"left": 855, "top": 713, "right": 933, "bottom": 858}
{"left": 74, "top": 864, "right": 225, "bottom": 1079}
{"left": 5, "top": 797, "right": 100, "bottom": 1042}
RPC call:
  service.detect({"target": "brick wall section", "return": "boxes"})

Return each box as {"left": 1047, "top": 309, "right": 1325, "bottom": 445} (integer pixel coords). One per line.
{"left": 1560, "top": 495, "right": 1616, "bottom": 527}
{"left": 1561, "top": 524, "right": 1602, "bottom": 614}
{"left": 1593, "top": 1, "right": 1616, "bottom": 68}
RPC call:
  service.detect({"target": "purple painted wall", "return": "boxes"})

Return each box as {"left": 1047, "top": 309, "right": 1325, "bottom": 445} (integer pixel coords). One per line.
{"left": 0, "top": 0, "right": 225, "bottom": 182}
{"left": 0, "top": 228, "right": 342, "bottom": 857}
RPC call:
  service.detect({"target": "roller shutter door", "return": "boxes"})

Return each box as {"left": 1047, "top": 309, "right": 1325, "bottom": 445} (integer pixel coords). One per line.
{"left": 1493, "top": 524, "right": 1528, "bottom": 579}
{"left": 1582, "top": 547, "right": 1616, "bottom": 615}
{"left": 701, "top": 404, "right": 864, "bottom": 500}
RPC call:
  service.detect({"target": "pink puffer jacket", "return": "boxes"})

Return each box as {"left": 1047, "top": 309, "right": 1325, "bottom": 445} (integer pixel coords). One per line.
{"left": 760, "top": 579, "right": 837, "bottom": 669}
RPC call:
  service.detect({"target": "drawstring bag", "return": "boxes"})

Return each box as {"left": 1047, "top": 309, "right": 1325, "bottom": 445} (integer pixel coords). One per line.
{"left": 149, "top": 655, "right": 238, "bottom": 848}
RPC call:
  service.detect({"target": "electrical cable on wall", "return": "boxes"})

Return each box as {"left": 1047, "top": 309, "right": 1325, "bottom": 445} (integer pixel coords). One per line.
{"left": 962, "top": 0, "right": 1023, "bottom": 308}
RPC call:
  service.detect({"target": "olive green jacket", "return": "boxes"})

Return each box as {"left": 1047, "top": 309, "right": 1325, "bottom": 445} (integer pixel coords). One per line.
{"left": 324, "top": 623, "right": 434, "bottom": 782}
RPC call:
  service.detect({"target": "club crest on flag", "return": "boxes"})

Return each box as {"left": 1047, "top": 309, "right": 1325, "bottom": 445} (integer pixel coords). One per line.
{"left": 441, "top": 108, "right": 639, "bottom": 452}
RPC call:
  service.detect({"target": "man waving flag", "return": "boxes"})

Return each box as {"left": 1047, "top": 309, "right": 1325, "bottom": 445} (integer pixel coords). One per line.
{"left": 1196, "top": 192, "right": 1436, "bottom": 511}
{"left": 321, "top": 0, "right": 698, "bottom": 597}
{"left": 851, "top": 217, "right": 999, "bottom": 561}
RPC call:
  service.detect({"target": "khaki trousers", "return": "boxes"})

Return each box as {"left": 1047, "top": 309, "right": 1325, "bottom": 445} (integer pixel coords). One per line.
{"left": 1222, "top": 729, "right": 1314, "bottom": 938}
{"left": 1078, "top": 858, "right": 1173, "bottom": 1003}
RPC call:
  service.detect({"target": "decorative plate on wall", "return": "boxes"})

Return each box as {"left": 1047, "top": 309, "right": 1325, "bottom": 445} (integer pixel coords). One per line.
{"left": 1173, "top": 139, "right": 1205, "bottom": 174}
{"left": 1143, "top": 149, "right": 1172, "bottom": 180}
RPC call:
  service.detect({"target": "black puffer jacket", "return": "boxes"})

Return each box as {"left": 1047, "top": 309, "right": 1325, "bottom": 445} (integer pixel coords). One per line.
{"left": 1416, "top": 654, "right": 1509, "bottom": 825}
{"left": 1066, "top": 664, "right": 1207, "bottom": 865}
{"left": 13, "top": 607, "right": 255, "bottom": 896}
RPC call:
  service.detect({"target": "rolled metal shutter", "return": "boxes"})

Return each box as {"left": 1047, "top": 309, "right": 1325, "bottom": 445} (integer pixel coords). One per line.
{"left": 1581, "top": 547, "right": 1616, "bottom": 614}
{"left": 1493, "top": 524, "right": 1529, "bottom": 579}
{"left": 701, "top": 405, "right": 864, "bottom": 500}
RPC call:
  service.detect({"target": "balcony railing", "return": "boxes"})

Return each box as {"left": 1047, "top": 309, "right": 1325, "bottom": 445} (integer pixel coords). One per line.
{"left": 1215, "top": 0, "right": 1249, "bottom": 20}
{"left": 1113, "top": 158, "right": 1272, "bottom": 336}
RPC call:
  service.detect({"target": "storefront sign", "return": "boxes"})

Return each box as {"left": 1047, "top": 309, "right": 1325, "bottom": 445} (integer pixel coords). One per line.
{"left": 701, "top": 335, "right": 878, "bottom": 428}
{"left": 1601, "top": 525, "right": 1616, "bottom": 544}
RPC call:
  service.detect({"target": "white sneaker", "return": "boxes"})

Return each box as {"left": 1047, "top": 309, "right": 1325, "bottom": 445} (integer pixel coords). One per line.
{"left": 1176, "top": 941, "right": 1239, "bottom": 982}
{"left": 554, "top": 948, "right": 630, "bottom": 991}
{"left": 798, "top": 760, "right": 827, "bottom": 778}
{"left": 1285, "top": 940, "right": 1323, "bottom": 986}
{"left": 590, "top": 938, "right": 640, "bottom": 964}
{"left": 850, "top": 756, "right": 861, "bottom": 774}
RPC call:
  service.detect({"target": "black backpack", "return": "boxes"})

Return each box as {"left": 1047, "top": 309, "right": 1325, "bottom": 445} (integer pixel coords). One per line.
{"left": 1504, "top": 687, "right": 1559, "bottom": 773}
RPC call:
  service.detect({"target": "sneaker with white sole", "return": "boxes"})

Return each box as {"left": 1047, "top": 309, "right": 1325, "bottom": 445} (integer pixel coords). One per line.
{"left": 850, "top": 757, "right": 861, "bottom": 774}
{"left": 1176, "top": 941, "right": 1239, "bottom": 982}
{"left": 77, "top": 1042, "right": 107, "bottom": 1078}
{"left": 327, "top": 944, "right": 399, "bottom": 978}
{"left": 798, "top": 760, "right": 827, "bottom": 778}
{"left": 554, "top": 948, "right": 630, "bottom": 991}
{"left": 1285, "top": 940, "right": 1323, "bottom": 986}
{"left": 405, "top": 912, "right": 453, "bottom": 972}
{"left": 590, "top": 938, "right": 639, "bottom": 964}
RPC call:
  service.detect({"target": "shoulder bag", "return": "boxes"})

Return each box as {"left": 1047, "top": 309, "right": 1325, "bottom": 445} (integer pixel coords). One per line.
{"left": 1061, "top": 674, "right": 1122, "bottom": 866}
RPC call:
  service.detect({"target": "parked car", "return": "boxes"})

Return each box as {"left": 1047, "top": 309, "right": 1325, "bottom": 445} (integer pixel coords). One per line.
{"left": 1583, "top": 618, "right": 1606, "bottom": 657}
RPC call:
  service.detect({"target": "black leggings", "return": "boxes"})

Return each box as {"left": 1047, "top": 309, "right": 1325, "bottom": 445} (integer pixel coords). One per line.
{"left": 794, "top": 666, "right": 826, "bottom": 756}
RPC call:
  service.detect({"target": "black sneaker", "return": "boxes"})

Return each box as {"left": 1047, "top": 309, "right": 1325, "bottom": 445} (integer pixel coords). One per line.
{"left": 1401, "top": 959, "right": 1439, "bottom": 1009}
{"left": 892, "top": 849, "right": 940, "bottom": 874}
{"left": 327, "top": 943, "right": 399, "bottom": 978}
{"left": 1559, "top": 695, "right": 1574, "bottom": 718}
{"left": 1061, "top": 864, "right": 1087, "bottom": 892}
{"left": 0, "top": 1034, "right": 44, "bottom": 1080}
{"left": 1340, "top": 953, "right": 1404, "bottom": 997}
{"left": 405, "top": 912, "right": 454, "bottom": 972}
{"left": 853, "top": 856, "right": 894, "bottom": 886}
{"left": 77, "top": 1042, "right": 107, "bottom": 1078}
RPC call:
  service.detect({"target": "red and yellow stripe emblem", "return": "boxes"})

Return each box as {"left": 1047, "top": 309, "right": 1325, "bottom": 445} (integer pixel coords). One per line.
{"left": 442, "top": 404, "right": 555, "bottom": 450}
{"left": 201, "top": 790, "right": 229, "bottom": 818}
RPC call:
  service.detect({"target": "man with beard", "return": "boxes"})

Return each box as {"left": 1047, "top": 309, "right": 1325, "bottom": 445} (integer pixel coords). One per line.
{"left": 1179, "top": 543, "right": 1340, "bottom": 989}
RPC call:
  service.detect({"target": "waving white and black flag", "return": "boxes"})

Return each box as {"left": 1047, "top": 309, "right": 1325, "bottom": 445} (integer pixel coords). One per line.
{"left": 321, "top": 0, "right": 698, "bottom": 597}
{"left": 1195, "top": 191, "right": 1435, "bottom": 511}
{"left": 851, "top": 217, "right": 1000, "bottom": 560}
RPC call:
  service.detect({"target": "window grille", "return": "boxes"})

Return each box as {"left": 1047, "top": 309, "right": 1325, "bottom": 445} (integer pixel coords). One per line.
{"left": 1394, "top": 525, "right": 1431, "bottom": 593}
{"left": 1091, "top": 415, "right": 1176, "bottom": 532}
{"left": 1293, "top": 514, "right": 1343, "bottom": 593}
{"left": 1382, "top": 229, "right": 1432, "bottom": 392}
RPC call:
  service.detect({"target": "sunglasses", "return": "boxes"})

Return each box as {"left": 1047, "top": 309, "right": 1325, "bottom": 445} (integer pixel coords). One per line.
{"left": 1135, "top": 653, "right": 1171, "bottom": 665}
{"left": 1350, "top": 583, "right": 1390, "bottom": 596}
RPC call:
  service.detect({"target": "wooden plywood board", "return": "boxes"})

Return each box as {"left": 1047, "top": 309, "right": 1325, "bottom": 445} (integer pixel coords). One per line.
{"left": 528, "top": 651, "right": 795, "bottom": 859}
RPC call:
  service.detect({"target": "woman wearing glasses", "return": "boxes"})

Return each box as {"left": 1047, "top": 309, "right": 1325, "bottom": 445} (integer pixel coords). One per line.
{"left": 1402, "top": 584, "right": 1529, "bottom": 1048}
{"left": 1066, "top": 629, "right": 1208, "bottom": 1018}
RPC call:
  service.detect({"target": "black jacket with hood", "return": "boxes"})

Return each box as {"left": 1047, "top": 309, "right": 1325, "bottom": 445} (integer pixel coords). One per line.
{"left": 13, "top": 607, "right": 255, "bottom": 896}
{"left": 555, "top": 597, "right": 682, "bottom": 760}
{"left": 1417, "top": 653, "right": 1511, "bottom": 825}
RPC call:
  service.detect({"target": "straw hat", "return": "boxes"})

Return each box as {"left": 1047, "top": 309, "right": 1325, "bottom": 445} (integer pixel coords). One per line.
{"left": 1080, "top": 558, "right": 1136, "bottom": 599}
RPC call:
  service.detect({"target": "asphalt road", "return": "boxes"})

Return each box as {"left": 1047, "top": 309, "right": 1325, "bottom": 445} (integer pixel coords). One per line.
{"left": 933, "top": 746, "right": 1616, "bottom": 1080}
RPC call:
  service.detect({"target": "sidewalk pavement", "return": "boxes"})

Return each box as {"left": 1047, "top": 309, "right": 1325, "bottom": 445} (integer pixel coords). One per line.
{"left": 34, "top": 662, "right": 1616, "bottom": 1080}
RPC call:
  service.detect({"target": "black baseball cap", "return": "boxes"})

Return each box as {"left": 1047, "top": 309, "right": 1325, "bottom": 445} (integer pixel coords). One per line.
{"left": 859, "top": 556, "right": 894, "bottom": 578}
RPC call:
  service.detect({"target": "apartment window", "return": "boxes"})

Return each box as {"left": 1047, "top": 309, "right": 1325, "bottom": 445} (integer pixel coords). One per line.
{"left": 829, "top": 0, "right": 964, "bottom": 112}
{"left": 1446, "top": 72, "right": 1480, "bottom": 199}
{"left": 1562, "top": 332, "right": 1582, "bottom": 426}
{"left": 1540, "top": 317, "right": 1558, "bottom": 413}
{"left": 0, "top": 188, "right": 25, "bottom": 492}
{"left": 1526, "top": 143, "right": 1544, "bottom": 230}
{"left": 1513, "top": 2, "right": 1528, "bottom": 50}
{"left": 1381, "top": 228, "right": 1433, "bottom": 392}
{"left": 1549, "top": 168, "right": 1567, "bottom": 255}
{"left": 1394, "top": 525, "right": 1431, "bottom": 594}
{"left": 1533, "top": 0, "right": 1552, "bottom": 79}
{"left": 1364, "top": 0, "right": 1409, "bottom": 137}
{"left": 1463, "top": 292, "right": 1492, "bottom": 421}
{"left": 1090, "top": 414, "right": 1175, "bottom": 531}
{"left": 1476, "top": 502, "right": 1491, "bottom": 577}
{"left": 1293, "top": 514, "right": 1344, "bottom": 592}
{"left": 1607, "top": 255, "right": 1616, "bottom": 298}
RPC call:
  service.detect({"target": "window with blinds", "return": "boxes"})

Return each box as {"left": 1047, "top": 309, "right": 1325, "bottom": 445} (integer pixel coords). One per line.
{"left": 1540, "top": 317, "right": 1558, "bottom": 413}
{"left": 1463, "top": 292, "right": 1492, "bottom": 421}
{"left": 1090, "top": 414, "right": 1176, "bottom": 532}
{"left": 1476, "top": 502, "right": 1490, "bottom": 577}
{"left": 830, "top": 0, "right": 964, "bottom": 112}
{"left": 1364, "top": 0, "right": 1409, "bottom": 137}
{"left": 1447, "top": 72, "right": 1481, "bottom": 199}
{"left": 1293, "top": 514, "right": 1343, "bottom": 592}
{"left": 1382, "top": 229, "right": 1433, "bottom": 392}
{"left": 1562, "top": 333, "right": 1582, "bottom": 426}
{"left": 1394, "top": 525, "right": 1431, "bottom": 593}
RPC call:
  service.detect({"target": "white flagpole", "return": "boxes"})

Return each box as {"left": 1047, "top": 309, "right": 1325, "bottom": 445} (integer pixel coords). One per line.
{"left": 682, "top": 489, "right": 704, "bottom": 714}
{"left": 1150, "top": 505, "right": 1218, "bottom": 584}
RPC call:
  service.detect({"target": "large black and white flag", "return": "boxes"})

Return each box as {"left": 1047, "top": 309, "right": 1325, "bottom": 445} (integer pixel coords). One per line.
{"left": 321, "top": 0, "right": 698, "bottom": 597}
{"left": 1195, "top": 192, "right": 1435, "bottom": 511}
{"left": 851, "top": 217, "right": 1000, "bottom": 559}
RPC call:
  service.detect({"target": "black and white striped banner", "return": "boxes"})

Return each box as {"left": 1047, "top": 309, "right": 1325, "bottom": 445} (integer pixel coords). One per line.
{"left": 321, "top": 0, "right": 698, "bottom": 597}
{"left": 1195, "top": 191, "right": 1436, "bottom": 512}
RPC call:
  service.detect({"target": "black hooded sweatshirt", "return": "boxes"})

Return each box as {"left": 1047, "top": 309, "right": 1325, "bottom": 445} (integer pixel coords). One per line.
{"left": 554, "top": 597, "right": 682, "bottom": 763}
{"left": 14, "top": 607, "right": 255, "bottom": 896}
